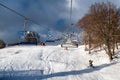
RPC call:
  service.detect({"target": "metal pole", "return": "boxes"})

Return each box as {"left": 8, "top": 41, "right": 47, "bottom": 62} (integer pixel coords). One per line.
{"left": 70, "top": 0, "right": 73, "bottom": 27}
{"left": 24, "top": 18, "right": 27, "bottom": 32}
{"left": 70, "top": 0, "right": 74, "bottom": 35}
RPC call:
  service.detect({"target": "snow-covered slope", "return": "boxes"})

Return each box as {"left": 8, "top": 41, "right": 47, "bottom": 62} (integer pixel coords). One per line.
{"left": 0, "top": 45, "right": 120, "bottom": 80}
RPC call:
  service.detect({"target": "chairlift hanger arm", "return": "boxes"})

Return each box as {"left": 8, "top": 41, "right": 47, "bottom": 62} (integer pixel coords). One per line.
{"left": 70, "top": 0, "right": 73, "bottom": 25}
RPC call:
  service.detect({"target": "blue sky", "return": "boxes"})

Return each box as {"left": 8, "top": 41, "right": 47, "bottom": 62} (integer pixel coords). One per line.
{"left": 0, "top": 0, "right": 120, "bottom": 43}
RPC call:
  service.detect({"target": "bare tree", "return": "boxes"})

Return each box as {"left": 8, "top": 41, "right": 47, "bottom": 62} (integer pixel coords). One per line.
{"left": 78, "top": 2, "right": 120, "bottom": 61}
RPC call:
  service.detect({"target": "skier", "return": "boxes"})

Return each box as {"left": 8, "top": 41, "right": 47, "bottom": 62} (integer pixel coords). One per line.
{"left": 89, "top": 60, "right": 94, "bottom": 68}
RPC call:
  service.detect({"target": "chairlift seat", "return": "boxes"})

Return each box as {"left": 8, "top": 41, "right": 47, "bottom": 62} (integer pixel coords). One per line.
{"left": 61, "top": 38, "right": 78, "bottom": 48}
{"left": 61, "top": 43, "right": 78, "bottom": 48}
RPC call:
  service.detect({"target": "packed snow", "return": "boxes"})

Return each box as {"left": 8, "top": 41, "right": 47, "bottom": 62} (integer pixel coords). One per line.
{"left": 0, "top": 45, "right": 120, "bottom": 80}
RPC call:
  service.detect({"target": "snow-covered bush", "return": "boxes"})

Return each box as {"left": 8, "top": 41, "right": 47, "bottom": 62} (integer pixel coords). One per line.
{"left": 0, "top": 39, "right": 6, "bottom": 49}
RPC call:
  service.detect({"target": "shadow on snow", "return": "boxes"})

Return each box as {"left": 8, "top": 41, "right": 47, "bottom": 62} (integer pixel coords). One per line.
{"left": 0, "top": 62, "right": 116, "bottom": 80}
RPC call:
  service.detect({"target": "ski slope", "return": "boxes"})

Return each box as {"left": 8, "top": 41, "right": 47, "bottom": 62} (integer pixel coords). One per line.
{"left": 0, "top": 45, "right": 120, "bottom": 80}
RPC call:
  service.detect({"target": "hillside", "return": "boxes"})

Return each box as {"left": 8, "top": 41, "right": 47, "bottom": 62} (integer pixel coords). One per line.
{"left": 0, "top": 45, "right": 120, "bottom": 80}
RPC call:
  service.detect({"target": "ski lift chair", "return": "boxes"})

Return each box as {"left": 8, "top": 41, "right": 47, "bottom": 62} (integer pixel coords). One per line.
{"left": 19, "top": 31, "right": 40, "bottom": 45}
{"left": 61, "top": 34, "right": 78, "bottom": 48}
{"left": 61, "top": 0, "right": 78, "bottom": 48}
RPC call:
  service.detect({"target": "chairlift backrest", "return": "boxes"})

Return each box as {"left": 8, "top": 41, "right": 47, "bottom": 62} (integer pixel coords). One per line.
{"left": 19, "top": 31, "right": 40, "bottom": 43}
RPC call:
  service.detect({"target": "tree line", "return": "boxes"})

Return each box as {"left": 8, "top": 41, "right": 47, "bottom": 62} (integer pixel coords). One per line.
{"left": 78, "top": 2, "right": 120, "bottom": 61}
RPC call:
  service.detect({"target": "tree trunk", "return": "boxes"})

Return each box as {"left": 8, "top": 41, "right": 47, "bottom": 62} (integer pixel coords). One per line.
{"left": 88, "top": 34, "right": 91, "bottom": 54}
{"left": 107, "top": 50, "right": 113, "bottom": 61}
{"left": 106, "top": 41, "right": 113, "bottom": 61}
{"left": 112, "top": 42, "right": 115, "bottom": 56}
{"left": 116, "top": 42, "right": 118, "bottom": 50}
{"left": 99, "top": 44, "right": 102, "bottom": 51}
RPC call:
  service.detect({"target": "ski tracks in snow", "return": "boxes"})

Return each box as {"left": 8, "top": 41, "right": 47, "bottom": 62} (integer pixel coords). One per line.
{"left": 43, "top": 47, "right": 60, "bottom": 74}
{"left": 42, "top": 47, "right": 74, "bottom": 74}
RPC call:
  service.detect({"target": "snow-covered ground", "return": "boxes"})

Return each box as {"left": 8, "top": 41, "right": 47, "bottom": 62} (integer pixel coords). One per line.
{"left": 0, "top": 45, "right": 120, "bottom": 80}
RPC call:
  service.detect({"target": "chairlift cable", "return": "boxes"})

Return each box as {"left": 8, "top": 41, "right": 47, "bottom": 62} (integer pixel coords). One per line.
{"left": 0, "top": 2, "right": 46, "bottom": 29}
{"left": 0, "top": 3, "right": 27, "bottom": 19}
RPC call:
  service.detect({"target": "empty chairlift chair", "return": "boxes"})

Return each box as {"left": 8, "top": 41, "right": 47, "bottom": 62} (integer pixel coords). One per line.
{"left": 61, "top": 0, "right": 78, "bottom": 48}
{"left": 61, "top": 34, "right": 78, "bottom": 48}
